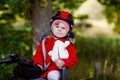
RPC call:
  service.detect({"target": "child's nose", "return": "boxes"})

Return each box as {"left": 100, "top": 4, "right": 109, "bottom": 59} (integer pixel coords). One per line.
{"left": 58, "top": 29, "right": 62, "bottom": 32}
{"left": 58, "top": 28, "right": 62, "bottom": 31}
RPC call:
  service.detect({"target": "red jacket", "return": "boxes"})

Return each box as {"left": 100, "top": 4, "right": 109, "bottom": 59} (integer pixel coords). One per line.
{"left": 33, "top": 36, "right": 78, "bottom": 78}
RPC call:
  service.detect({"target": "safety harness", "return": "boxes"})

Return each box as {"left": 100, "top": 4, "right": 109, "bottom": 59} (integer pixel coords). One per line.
{"left": 41, "top": 30, "right": 51, "bottom": 70}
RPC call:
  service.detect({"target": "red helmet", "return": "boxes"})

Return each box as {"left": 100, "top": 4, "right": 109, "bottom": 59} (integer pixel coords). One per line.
{"left": 50, "top": 10, "right": 74, "bottom": 32}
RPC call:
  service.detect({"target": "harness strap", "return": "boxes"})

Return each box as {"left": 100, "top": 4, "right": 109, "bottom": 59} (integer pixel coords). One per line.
{"left": 42, "top": 38, "right": 51, "bottom": 70}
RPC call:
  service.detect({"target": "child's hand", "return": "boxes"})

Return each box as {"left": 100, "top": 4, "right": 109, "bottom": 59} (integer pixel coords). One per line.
{"left": 36, "top": 64, "right": 43, "bottom": 70}
{"left": 54, "top": 60, "right": 65, "bottom": 69}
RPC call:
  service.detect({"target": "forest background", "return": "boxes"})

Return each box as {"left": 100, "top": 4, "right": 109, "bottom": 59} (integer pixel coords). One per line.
{"left": 0, "top": 0, "right": 120, "bottom": 80}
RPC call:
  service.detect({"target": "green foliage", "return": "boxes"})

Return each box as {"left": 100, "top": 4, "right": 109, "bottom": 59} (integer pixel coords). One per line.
{"left": 40, "top": 0, "right": 49, "bottom": 8}
{"left": 52, "top": 0, "right": 86, "bottom": 13}
{"left": 0, "top": 27, "right": 32, "bottom": 58}
{"left": 98, "top": 0, "right": 120, "bottom": 9}
{"left": 0, "top": 63, "right": 17, "bottom": 79}
{"left": 98, "top": 0, "right": 120, "bottom": 33}
{"left": 76, "top": 36, "right": 120, "bottom": 61}
{"left": 77, "top": 15, "right": 89, "bottom": 21}
{"left": 0, "top": 0, "right": 32, "bottom": 21}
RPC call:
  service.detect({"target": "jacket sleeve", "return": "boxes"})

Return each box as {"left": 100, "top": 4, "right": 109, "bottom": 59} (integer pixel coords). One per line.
{"left": 62, "top": 43, "right": 78, "bottom": 68}
{"left": 33, "top": 41, "right": 44, "bottom": 68}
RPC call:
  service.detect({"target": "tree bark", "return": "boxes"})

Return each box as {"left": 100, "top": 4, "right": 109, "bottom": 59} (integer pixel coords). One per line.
{"left": 31, "top": 0, "right": 52, "bottom": 55}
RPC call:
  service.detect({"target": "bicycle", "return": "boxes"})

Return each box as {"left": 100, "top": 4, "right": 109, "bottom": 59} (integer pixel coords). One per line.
{"left": 0, "top": 53, "right": 68, "bottom": 80}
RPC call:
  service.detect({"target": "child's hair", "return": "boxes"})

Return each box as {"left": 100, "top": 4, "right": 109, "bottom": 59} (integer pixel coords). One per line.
{"left": 67, "top": 32, "right": 76, "bottom": 44}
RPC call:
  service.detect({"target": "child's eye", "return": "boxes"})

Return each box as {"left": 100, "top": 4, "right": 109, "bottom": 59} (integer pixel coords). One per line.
{"left": 62, "top": 27, "right": 65, "bottom": 29}
{"left": 55, "top": 25, "right": 59, "bottom": 28}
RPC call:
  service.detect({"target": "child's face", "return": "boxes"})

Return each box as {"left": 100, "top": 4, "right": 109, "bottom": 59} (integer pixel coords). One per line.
{"left": 52, "top": 22, "right": 69, "bottom": 38}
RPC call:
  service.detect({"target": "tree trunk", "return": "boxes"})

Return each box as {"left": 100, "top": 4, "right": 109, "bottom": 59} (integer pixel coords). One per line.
{"left": 31, "top": 0, "right": 52, "bottom": 55}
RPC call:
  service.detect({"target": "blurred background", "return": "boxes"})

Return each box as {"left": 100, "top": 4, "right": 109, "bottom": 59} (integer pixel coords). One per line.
{"left": 0, "top": 0, "right": 120, "bottom": 80}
